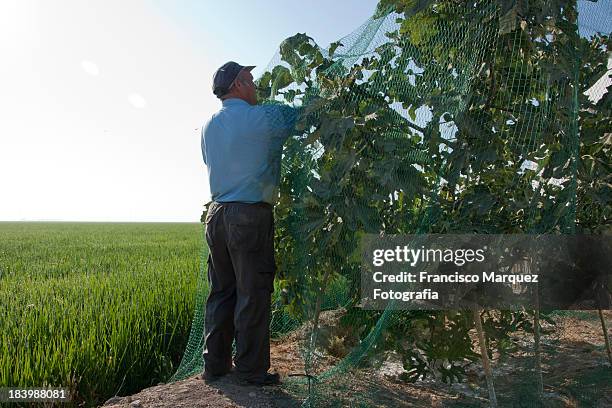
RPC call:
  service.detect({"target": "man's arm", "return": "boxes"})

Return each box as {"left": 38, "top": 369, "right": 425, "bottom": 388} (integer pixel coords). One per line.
{"left": 262, "top": 103, "right": 303, "bottom": 143}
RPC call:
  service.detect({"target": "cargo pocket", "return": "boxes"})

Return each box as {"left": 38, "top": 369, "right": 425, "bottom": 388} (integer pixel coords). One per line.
{"left": 256, "top": 229, "right": 276, "bottom": 293}
{"left": 256, "top": 262, "right": 275, "bottom": 293}
{"left": 257, "top": 271, "right": 275, "bottom": 293}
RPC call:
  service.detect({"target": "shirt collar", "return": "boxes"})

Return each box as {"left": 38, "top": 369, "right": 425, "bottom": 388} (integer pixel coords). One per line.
{"left": 221, "top": 98, "right": 250, "bottom": 107}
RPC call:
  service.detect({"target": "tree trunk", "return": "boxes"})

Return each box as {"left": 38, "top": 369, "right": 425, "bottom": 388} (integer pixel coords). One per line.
{"left": 533, "top": 261, "right": 544, "bottom": 398}
{"left": 534, "top": 308, "right": 544, "bottom": 397}
{"left": 598, "top": 309, "right": 611, "bottom": 364}
{"left": 473, "top": 308, "right": 498, "bottom": 408}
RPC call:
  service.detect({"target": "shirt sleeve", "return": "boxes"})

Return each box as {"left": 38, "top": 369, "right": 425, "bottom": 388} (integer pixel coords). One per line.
{"left": 261, "top": 104, "right": 302, "bottom": 143}
{"left": 201, "top": 125, "right": 207, "bottom": 165}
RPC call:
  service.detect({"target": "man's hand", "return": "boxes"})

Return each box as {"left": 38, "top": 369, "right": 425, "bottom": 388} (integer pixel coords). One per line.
{"left": 301, "top": 93, "right": 326, "bottom": 115}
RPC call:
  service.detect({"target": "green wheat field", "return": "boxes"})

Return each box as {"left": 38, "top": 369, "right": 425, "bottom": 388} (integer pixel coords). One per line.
{"left": 0, "top": 221, "right": 204, "bottom": 406}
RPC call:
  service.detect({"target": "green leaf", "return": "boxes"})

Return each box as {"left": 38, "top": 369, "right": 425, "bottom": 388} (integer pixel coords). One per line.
{"left": 498, "top": 5, "right": 518, "bottom": 35}
{"left": 407, "top": 104, "right": 417, "bottom": 121}
{"left": 271, "top": 65, "right": 294, "bottom": 94}
{"left": 328, "top": 41, "right": 343, "bottom": 58}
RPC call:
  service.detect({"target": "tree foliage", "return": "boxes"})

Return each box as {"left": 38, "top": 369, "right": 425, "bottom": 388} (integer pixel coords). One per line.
{"left": 252, "top": 0, "right": 609, "bottom": 382}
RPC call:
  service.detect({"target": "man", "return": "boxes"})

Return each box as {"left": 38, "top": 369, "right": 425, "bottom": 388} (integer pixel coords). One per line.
{"left": 200, "top": 61, "right": 300, "bottom": 386}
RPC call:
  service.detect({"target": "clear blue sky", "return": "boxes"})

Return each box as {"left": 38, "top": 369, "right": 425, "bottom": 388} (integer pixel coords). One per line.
{"left": 577, "top": 0, "right": 611, "bottom": 38}
{"left": 151, "top": 0, "right": 381, "bottom": 77}
{"left": 0, "top": 0, "right": 379, "bottom": 222}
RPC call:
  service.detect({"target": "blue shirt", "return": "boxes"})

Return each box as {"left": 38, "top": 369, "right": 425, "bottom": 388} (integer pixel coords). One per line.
{"left": 201, "top": 98, "right": 301, "bottom": 204}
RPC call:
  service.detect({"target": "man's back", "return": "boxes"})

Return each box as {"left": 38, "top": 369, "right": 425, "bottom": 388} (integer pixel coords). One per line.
{"left": 201, "top": 98, "right": 299, "bottom": 205}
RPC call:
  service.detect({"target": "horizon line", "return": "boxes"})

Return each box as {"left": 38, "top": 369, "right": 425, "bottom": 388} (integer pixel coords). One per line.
{"left": 0, "top": 219, "right": 201, "bottom": 223}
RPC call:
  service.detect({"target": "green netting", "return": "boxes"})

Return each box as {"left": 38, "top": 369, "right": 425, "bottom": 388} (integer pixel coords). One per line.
{"left": 172, "top": 0, "right": 610, "bottom": 406}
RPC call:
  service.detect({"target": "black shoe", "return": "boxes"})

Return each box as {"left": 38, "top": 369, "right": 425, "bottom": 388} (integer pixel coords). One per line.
{"left": 242, "top": 372, "right": 281, "bottom": 386}
{"left": 203, "top": 369, "right": 230, "bottom": 383}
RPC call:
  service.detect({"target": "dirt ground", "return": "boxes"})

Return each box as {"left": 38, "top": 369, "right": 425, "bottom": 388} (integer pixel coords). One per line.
{"left": 102, "top": 310, "right": 612, "bottom": 408}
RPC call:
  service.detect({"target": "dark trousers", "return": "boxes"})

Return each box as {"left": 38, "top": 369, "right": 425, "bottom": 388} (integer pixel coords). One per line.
{"left": 202, "top": 201, "right": 276, "bottom": 381}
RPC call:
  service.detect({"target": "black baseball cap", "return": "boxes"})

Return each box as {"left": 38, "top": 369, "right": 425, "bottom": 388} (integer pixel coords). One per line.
{"left": 212, "top": 61, "right": 256, "bottom": 98}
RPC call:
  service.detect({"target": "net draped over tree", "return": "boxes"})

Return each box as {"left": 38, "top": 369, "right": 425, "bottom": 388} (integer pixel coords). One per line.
{"left": 174, "top": 0, "right": 610, "bottom": 406}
